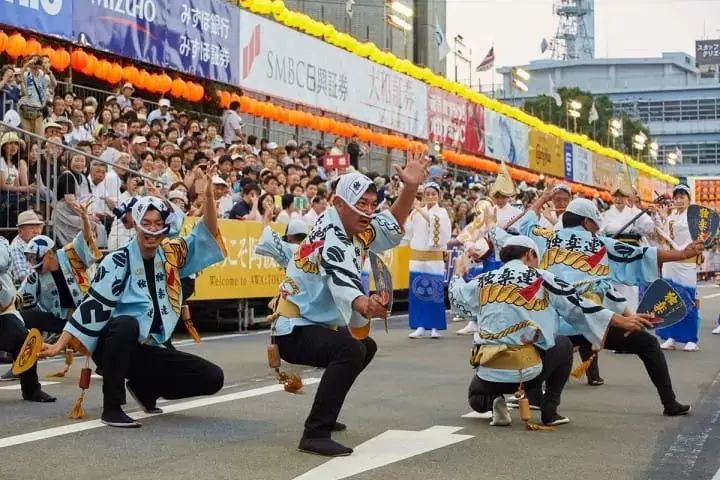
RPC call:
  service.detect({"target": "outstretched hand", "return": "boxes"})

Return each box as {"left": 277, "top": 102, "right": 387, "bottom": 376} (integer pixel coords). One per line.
{"left": 393, "top": 149, "right": 429, "bottom": 188}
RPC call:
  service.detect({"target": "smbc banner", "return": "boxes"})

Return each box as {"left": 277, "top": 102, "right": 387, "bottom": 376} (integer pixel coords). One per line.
{"left": 183, "top": 219, "right": 411, "bottom": 301}
{"left": 528, "top": 129, "right": 563, "bottom": 178}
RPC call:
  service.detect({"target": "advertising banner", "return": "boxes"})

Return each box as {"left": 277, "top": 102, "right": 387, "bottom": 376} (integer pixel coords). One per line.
{"left": 636, "top": 173, "right": 653, "bottom": 201}
{"left": 2, "top": 0, "right": 74, "bottom": 40}
{"left": 696, "top": 40, "right": 720, "bottom": 66}
{"left": 690, "top": 176, "right": 720, "bottom": 210}
{"left": 427, "top": 87, "right": 484, "bottom": 154}
{"left": 528, "top": 129, "right": 563, "bottom": 177}
{"left": 572, "top": 144, "right": 593, "bottom": 186}
{"left": 73, "top": 0, "right": 240, "bottom": 84}
{"left": 237, "top": 10, "right": 428, "bottom": 138}
{"left": 484, "top": 109, "right": 529, "bottom": 167}
{"left": 592, "top": 153, "right": 615, "bottom": 190}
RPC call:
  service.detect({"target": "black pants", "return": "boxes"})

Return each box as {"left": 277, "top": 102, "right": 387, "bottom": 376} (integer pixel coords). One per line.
{"left": 275, "top": 325, "right": 377, "bottom": 439}
{"left": 564, "top": 326, "right": 676, "bottom": 407}
{"left": 568, "top": 336, "right": 601, "bottom": 382}
{"left": 468, "top": 336, "right": 573, "bottom": 424}
{"left": 0, "top": 313, "right": 41, "bottom": 396}
{"left": 91, "top": 316, "right": 224, "bottom": 409}
{"left": 21, "top": 310, "right": 66, "bottom": 334}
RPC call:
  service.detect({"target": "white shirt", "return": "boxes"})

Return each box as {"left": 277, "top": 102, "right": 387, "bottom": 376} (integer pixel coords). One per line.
{"left": 222, "top": 110, "right": 243, "bottom": 145}
{"left": 600, "top": 205, "right": 654, "bottom": 237}
{"left": 104, "top": 169, "right": 124, "bottom": 210}
{"left": 539, "top": 212, "right": 564, "bottom": 231}
{"left": 217, "top": 194, "right": 234, "bottom": 218}
{"left": 662, "top": 209, "right": 696, "bottom": 287}
{"left": 404, "top": 205, "right": 452, "bottom": 252}
{"left": 496, "top": 203, "right": 523, "bottom": 230}
{"left": 303, "top": 208, "right": 322, "bottom": 227}
{"left": 88, "top": 176, "right": 112, "bottom": 216}
{"left": 107, "top": 192, "right": 135, "bottom": 251}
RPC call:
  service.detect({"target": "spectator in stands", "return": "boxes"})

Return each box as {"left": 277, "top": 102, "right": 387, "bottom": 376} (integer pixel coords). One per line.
{"left": 82, "top": 103, "right": 97, "bottom": 133}
{"left": 0, "top": 66, "right": 20, "bottom": 120}
{"left": 276, "top": 193, "right": 296, "bottom": 225}
{"left": 221, "top": 101, "right": 243, "bottom": 146}
{"left": 347, "top": 135, "right": 363, "bottom": 169}
{"left": 52, "top": 151, "right": 94, "bottom": 245}
{"left": 87, "top": 161, "right": 113, "bottom": 233}
{"left": 229, "top": 183, "right": 261, "bottom": 220}
{"left": 0, "top": 132, "right": 36, "bottom": 203}
{"left": 65, "top": 109, "right": 93, "bottom": 146}
{"left": 147, "top": 98, "right": 173, "bottom": 127}
{"left": 8, "top": 210, "right": 44, "bottom": 284}
{"left": 212, "top": 175, "right": 234, "bottom": 218}
{"left": 116, "top": 83, "right": 134, "bottom": 111}
{"left": 17, "top": 56, "right": 47, "bottom": 136}
{"left": 168, "top": 189, "right": 189, "bottom": 213}
{"left": 303, "top": 194, "right": 327, "bottom": 226}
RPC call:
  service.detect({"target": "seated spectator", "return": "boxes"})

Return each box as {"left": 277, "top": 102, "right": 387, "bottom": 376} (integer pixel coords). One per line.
{"left": 9, "top": 209, "right": 44, "bottom": 284}
{"left": 147, "top": 98, "right": 173, "bottom": 127}
{"left": 211, "top": 175, "right": 234, "bottom": 218}
{"left": 302, "top": 194, "right": 327, "bottom": 226}
{"left": 229, "top": 183, "right": 261, "bottom": 220}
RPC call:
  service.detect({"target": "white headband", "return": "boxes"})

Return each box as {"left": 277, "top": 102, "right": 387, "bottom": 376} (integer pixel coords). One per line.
{"left": 503, "top": 235, "right": 540, "bottom": 258}
{"left": 131, "top": 196, "right": 177, "bottom": 236}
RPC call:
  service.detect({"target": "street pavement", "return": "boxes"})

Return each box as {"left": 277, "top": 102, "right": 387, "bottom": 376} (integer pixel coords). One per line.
{"left": 3, "top": 286, "right": 720, "bottom": 480}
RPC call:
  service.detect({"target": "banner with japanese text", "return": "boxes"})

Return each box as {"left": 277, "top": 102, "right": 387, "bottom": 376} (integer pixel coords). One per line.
{"left": 528, "top": 129, "right": 563, "bottom": 177}
{"left": 2, "top": 0, "right": 73, "bottom": 40}
{"left": 72, "top": 0, "right": 240, "bottom": 84}
{"left": 427, "top": 87, "right": 484, "bottom": 155}
{"left": 237, "top": 10, "right": 428, "bottom": 138}
{"left": 591, "top": 153, "right": 616, "bottom": 191}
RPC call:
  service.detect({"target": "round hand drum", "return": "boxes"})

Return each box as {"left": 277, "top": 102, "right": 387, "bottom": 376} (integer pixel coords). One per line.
{"left": 12, "top": 328, "right": 43, "bottom": 376}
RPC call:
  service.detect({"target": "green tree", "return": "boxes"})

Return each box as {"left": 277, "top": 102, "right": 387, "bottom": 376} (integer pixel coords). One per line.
{"left": 522, "top": 87, "right": 652, "bottom": 160}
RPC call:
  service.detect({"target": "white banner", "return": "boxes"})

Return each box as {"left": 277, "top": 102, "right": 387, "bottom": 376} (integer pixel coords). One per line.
{"left": 484, "top": 109, "right": 529, "bottom": 167}
{"left": 572, "top": 144, "right": 592, "bottom": 185}
{"left": 238, "top": 11, "right": 428, "bottom": 138}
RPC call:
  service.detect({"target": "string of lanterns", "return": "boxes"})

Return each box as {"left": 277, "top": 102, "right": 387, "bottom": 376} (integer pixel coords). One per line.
{"left": 0, "top": 30, "right": 205, "bottom": 102}
{"left": 236, "top": 0, "right": 677, "bottom": 186}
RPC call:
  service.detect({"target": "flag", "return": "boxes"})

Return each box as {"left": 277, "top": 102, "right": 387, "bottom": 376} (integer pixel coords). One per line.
{"left": 548, "top": 75, "right": 562, "bottom": 107}
{"left": 434, "top": 20, "right": 451, "bottom": 60}
{"left": 476, "top": 47, "right": 495, "bottom": 72}
{"left": 346, "top": 0, "right": 355, "bottom": 18}
{"left": 588, "top": 101, "right": 599, "bottom": 123}
{"left": 675, "top": 147, "right": 684, "bottom": 164}
{"left": 540, "top": 38, "right": 549, "bottom": 54}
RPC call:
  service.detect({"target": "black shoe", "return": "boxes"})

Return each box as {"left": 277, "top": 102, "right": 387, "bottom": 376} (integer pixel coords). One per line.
{"left": 587, "top": 378, "right": 604, "bottom": 386}
{"left": 127, "top": 385, "right": 163, "bottom": 414}
{"left": 298, "top": 437, "right": 353, "bottom": 457}
{"left": 543, "top": 414, "right": 570, "bottom": 426}
{"left": 101, "top": 407, "right": 141, "bottom": 428}
{"left": 331, "top": 422, "right": 347, "bottom": 432}
{"left": 0, "top": 368, "right": 18, "bottom": 382}
{"left": 23, "top": 389, "right": 57, "bottom": 403}
{"left": 664, "top": 403, "right": 691, "bottom": 417}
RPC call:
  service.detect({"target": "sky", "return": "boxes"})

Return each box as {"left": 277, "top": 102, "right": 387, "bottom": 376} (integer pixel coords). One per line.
{"left": 446, "top": 0, "right": 720, "bottom": 90}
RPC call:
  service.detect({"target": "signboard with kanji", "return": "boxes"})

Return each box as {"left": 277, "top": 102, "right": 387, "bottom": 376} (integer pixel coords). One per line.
{"left": 696, "top": 40, "right": 720, "bottom": 66}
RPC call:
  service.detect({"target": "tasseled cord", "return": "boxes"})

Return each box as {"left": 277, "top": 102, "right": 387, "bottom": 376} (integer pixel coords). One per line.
{"left": 516, "top": 384, "right": 554, "bottom": 432}
{"left": 570, "top": 352, "right": 597, "bottom": 379}
{"left": 182, "top": 305, "right": 201, "bottom": 343}
{"left": 47, "top": 348, "right": 74, "bottom": 378}
{"left": 69, "top": 358, "right": 92, "bottom": 419}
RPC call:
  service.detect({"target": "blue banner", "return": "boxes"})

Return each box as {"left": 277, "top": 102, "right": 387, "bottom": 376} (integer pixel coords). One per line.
{"left": 72, "top": 0, "right": 239, "bottom": 85}
{"left": 563, "top": 142, "right": 574, "bottom": 181}
{"left": 164, "top": 0, "right": 240, "bottom": 85}
{"left": 2, "top": 0, "right": 74, "bottom": 40}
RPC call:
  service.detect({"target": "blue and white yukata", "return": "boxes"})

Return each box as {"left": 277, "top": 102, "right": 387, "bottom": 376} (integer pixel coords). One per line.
{"left": 404, "top": 205, "right": 452, "bottom": 332}
{"left": 656, "top": 209, "right": 699, "bottom": 346}
{"left": 255, "top": 225, "right": 297, "bottom": 269}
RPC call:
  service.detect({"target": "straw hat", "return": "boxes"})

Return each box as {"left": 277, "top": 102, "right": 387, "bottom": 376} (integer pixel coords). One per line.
{"left": 0, "top": 131, "right": 26, "bottom": 150}
{"left": 489, "top": 161, "right": 515, "bottom": 197}
{"left": 612, "top": 168, "right": 634, "bottom": 197}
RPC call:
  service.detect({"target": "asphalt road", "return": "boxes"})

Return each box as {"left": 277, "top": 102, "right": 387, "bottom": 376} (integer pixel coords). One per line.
{"left": 2, "top": 285, "right": 720, "bottom": 480}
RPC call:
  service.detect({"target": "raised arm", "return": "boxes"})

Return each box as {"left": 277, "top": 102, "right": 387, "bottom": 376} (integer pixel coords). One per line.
{"left": 389, "top": 151, "right": 430, "bottom": 228}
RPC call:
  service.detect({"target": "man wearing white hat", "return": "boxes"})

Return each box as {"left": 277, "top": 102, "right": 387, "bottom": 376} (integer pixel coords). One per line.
{"left": 8, "top": 210, "right": 44, "bottom": 284}
{"left": 269, "top": 152, "right": 429, "bottom": 456}
{"left": 211, "top": 175, "right": 234, "bottom": 218}
{"left": 147, "top": 98, "right": 173, "bottom": 127}
{"left": 116, "top": 83, "right": 134, "bottom": 111}
{"left": 538, "top": 184, "right": 572, "bottom": 231}
{"left": 451, "top": 235, "right": 654, "bottom": 426}
{"left": 497, "top": 187, "right": 704, "bottom": 416}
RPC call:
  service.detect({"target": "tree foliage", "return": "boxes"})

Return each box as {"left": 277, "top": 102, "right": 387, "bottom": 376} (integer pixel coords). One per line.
{"left": 522, "top": 87, "right": 651, "bottom": 157}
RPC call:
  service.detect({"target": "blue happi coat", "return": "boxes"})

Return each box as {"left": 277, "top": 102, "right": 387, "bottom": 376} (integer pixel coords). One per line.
{"left": 64, "top": 221, "right": 226, "bottom": 353}
{"left": 493, "top": 210, "right": 659, "bottom": 336}
{"left": 273, "top": 208, "right": 404, "bottom": 336}
{"left": 255, "top": 226, "right": 297, "bottom": 269}
{"left": 449, "top": 259, "right": 614, "bottom": 383}
{"left": 20, "top": 232, "right": 102, "bottom": 319}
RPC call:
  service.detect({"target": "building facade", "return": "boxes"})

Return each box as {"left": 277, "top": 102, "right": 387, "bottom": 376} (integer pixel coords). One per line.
{"left": 283, "top": 0, "right": 447, "bottom": 74}
{"left": 497, "top": 52, "right": 720, "bottom": 177}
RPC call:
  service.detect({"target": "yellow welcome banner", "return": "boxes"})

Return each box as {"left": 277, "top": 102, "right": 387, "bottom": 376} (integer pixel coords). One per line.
{"left": 184, "top": 219, "right": 411, "bottom": 300}
{"left": 528, "top": 129, "right": 564, "bottom": 178}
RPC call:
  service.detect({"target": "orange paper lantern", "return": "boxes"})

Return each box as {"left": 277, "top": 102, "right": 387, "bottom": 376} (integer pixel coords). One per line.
{"left": 170, "top": 78, "right": 187, "bottom": 98}
{"left": 0, "top": 32, "right": 8, "bottom": 54}
{"left": 137, "top": 70, "right": 151, "bottom": 90}
{"left": 6, "top": 34, "right": 26, "bottom": 58}
{"left": 51, "top": 49, "right": 71, "bottom": 71}
{"left": 23, "top": 38, "right": 41, "bottom": 57}
{"left": 107, "top": 63, "right": 123, "bottom": 84}
{"left": 81, "top": 55, "right": 98, "bottom": 76}
{"left": 95, "top": 60, "right": 111, "bottom": 81}
{"left": 157, "top": 74, "right": 172, "bottom": 94}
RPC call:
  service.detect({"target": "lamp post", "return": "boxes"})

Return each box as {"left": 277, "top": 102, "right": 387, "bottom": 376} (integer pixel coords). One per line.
{"left": 510, "top": 67, "right": 530, "bottom": 107}
{"left": 609, "top": 118, "right": 622, "bottom": 149}
{"left": 567, "top": 100, "right": 582, "bottom": 132}
{"left": 453, "top": 35, "right": 472, "bottom": 87}
{"left": 385, "top": 1, "right": 413, "bottom": 58}
{"left": 633, "top": 132, "right": 648, "bottom": 161}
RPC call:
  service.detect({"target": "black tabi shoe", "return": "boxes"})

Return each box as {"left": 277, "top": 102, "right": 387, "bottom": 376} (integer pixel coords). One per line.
{"left": 23, "top": 389, "right": 57, "bottom": 403}
{"left": 587, "top": 378, "right": 605, "bottom": 386}
{"left": 127, "top": 385, "right": 163, "bottom": 414}
{"left": 542, "top": 414, "right": 570, "bottom": 426}
{"left": 331, "top": 422, "right": 347, "bottom": 432}
{"left": 298, "top": 437, "right": 353, "bottom": 457}
{"left": 101, "top": 407, "right": 141, "bottom": 428}
{"left": 0, "top": 368, "right": 18, "bottom": 382}
{"left": 663, "top": 403, "right": 691, "bottom": 417}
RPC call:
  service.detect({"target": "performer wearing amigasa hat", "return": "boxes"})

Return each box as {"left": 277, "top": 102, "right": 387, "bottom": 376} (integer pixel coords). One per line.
{"left": 269, "top": 152, "right": 428, "bottom": 457}
{"left": 41, "top": 165, "right": 227, "bottom": 428}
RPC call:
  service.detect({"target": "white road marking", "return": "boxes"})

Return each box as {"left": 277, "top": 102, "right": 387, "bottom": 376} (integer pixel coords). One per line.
{"left": 0, "top": 377, "right": 320, "bottom": 449}
{"left": 702, "top": 293, "right": 720, "bottom": 299}
{"left": 293, "top": 426, "right": 473, "bottom": 480}
{"left": 0, "top": 381, "right": 59, "bottom": 391}
{"left": 461, "top": 411, "right": 492, "bottom": 419}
